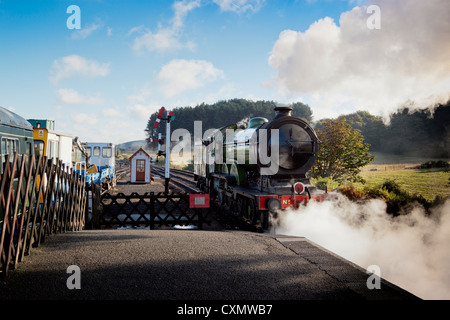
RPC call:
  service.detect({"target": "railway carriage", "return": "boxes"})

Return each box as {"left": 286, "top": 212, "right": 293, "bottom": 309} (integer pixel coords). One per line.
{"left": 80, "top": 142, "right": 116, "bottom": 189}
{"left": 0, "top": 107, "right": 34, "bottom": 162}
{"left": 0, "top": 107, "right": 36, "bottom": 218}
{"left": 28, "top": 119, "right": 73, "bottom": 170}
{"left": 0, "top": 109, "right": 115, "bottom": 197}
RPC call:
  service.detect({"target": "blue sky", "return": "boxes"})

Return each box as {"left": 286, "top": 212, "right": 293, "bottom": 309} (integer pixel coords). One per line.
{"left": 1, "top": 0, "right": 448, "bottom": 144}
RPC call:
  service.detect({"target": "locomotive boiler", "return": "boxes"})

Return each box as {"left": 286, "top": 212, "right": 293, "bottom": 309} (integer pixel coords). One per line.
{"left": 194, "top": 105, "right": 335, "bottom": 229}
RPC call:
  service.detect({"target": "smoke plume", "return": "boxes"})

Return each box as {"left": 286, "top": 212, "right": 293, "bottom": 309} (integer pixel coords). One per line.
{"left": 268, "top": 0, "right": 450, "bottom": 120}
{"left": 276, "top": 196, "right": 450, "bottom": 300}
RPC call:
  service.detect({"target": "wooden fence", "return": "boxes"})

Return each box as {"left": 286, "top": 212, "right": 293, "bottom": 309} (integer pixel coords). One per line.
{"left": 0, "top": 153, "right": 86, "bottom": 276}
{"left": 97, "top": 191, "right": 210, "bottom": 230}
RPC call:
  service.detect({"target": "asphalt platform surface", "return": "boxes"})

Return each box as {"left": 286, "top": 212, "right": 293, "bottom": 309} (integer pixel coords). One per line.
{"left": 0, "top": 229, "right": 418, "bottom": 300}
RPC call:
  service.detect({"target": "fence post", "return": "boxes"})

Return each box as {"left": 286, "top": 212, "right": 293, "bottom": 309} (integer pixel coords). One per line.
{"left": 0, "top": 154, "right": 18, "bottom": 275}
{"left": 91, "top": 184, "right": 101, "bottom": 229}
{"left": 16, "top": 154, "right": 35, "bottom": 266}
{"left": 150, "top": 192, "right": 155, "bottom": 230}
{"left": 37, "top": 159, "right": 55, "bottom": 245}
{"left": 26, "top": 156, "right": 47, "bottom": 254}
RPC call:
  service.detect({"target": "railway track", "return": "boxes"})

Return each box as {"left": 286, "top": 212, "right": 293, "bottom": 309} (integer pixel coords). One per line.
{"left": 115, "top": 166, "right": 128, "bottom": 180}
{"left": 151, "top": 166, "right": 200, "bottom": 193}
{"left": 151, "top": 166, "right": 265, "bottom": 232}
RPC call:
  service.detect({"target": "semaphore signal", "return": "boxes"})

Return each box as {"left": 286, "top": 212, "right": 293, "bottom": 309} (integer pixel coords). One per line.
{"left": 149, "top": 106, "right": 174, "bottom": 194}
{"left": 147, "top": 138, "right": 164, "bottom": 143}
{"left": 154, "top": 106, "right": 165, "bottom": 128}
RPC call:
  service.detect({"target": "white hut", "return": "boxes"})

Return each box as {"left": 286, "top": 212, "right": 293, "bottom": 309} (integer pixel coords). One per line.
{"left": 129, "top": 147, "right": 151, "bottom": 184}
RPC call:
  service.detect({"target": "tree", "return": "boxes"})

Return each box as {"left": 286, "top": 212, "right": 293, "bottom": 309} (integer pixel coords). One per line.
{"left": 144, "top": 99, "right": 314, "bottom": 139}
{"left": 291, "top": 102, "right": 313, "bottom": 123}
{"left": 311, "top": 118, "right": 374, "bottom": 182}
{"left": 337, "top": 111, "right": 385, "bottom": 150}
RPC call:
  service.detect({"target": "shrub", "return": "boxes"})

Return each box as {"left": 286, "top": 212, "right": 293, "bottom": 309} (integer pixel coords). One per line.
{"left": 310, "top": 176, "right": 340, "bottom": 192}
{"left": 338, "top": 179, "right": 439, "bottom": 216}
{"left": 417, "top": 160, "right": 450, "bottom": 169}
{"left": 339, "top": 185, "right": 364, "bottom": 201}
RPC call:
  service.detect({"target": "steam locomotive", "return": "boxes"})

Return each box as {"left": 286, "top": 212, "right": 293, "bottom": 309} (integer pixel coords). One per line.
{"left": 194, "top": 105, "right": 336, "bottom": 229}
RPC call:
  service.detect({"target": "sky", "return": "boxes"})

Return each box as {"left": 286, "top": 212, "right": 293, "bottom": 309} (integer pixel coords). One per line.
{"left": 0, "top": 0, "right": 449, "bottom": 144}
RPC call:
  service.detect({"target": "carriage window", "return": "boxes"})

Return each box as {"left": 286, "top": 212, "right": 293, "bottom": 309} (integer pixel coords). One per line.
{"left": 26, "top": 142, "right": 32, "bottom": 155}
{"left": 34, "top": 140, "right": 44, "bottom": 159}
{"left": 1, "top": 139, "right": 6, "bottom": 154}
{"left": 93, "top": 146, "right": 100, "bottom": 157}
{"left": 1, "top": 138, "right": 19, "bottom": 155}
{"left": 85, "top": 147, "right": 91, "bottom": 157}
{"left": 102, "top": 147, "right": 112, "bottom": 158}
{"left": 13, "top": 140, "right": 19, "bottom": 153}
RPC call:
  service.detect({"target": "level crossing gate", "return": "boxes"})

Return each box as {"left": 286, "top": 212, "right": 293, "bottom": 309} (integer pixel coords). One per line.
{"left": 90, "top": 187, "right": 210, "bottom": 230}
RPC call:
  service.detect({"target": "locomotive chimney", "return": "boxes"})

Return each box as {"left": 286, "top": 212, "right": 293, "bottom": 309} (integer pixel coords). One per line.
{"left": 274, "top": 105, "right": 293, "bottom": 118}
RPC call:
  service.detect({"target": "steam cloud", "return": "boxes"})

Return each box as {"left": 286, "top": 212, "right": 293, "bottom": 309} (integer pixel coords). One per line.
{"left": 269, "top": 0, "right": 450, "bottom": 120}
{"left": 276, "top": 196, "right": 450, "bottom": 300}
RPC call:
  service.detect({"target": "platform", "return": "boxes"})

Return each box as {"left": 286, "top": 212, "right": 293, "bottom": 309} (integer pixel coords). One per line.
{"left": 0, "top": 229, "right": 418, "bottom": 301}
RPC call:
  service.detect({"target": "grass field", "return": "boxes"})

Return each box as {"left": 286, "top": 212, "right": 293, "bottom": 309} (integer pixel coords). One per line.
{"left": 359, "top": 166, "right": 449, "bottom": 202}
{"left": 356, "top": 152, "right": 450, "bottom": 202}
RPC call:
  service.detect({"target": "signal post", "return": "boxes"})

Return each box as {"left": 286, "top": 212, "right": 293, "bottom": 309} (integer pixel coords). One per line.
{"left": 150, "top": 107, "right": 175, "bottom": 194}
{"left": 164, "top": 113, "right": 170, "bottom": 193}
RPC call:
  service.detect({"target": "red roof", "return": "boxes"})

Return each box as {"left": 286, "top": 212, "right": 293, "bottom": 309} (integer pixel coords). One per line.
{"left": 129, "top": 147, "right": 151, "bottom": 160}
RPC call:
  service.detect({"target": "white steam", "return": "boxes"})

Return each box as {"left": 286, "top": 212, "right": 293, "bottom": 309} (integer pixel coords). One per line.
{"left": 276, "top": 196, "right": 450, "bottom": 300}
{"left": 268, "top": 0, "right": 450, "bottom": 120}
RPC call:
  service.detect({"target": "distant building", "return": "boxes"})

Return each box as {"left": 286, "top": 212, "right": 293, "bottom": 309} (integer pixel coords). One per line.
{"left": 129, "top": 147, "right": 151, "bottom": 184}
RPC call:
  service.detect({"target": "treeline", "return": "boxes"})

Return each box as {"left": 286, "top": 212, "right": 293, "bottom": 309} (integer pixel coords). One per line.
{"left": 317, "top": 101, "right": 449, "bottom": 158}
{"left": 145, "top": 98, "right": 449, "bottom": 158}
{"left": 145, "top": 99, "right": 312, "bottom": 137}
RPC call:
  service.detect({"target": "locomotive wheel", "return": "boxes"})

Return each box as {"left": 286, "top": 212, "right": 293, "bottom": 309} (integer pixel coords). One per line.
{"left": 236, "top": 196, "right": 246, "bottom": 216}
{"left": 209, "top": 180, "right": 216, "bottom": 200}
{"left": 217, "top": 190, "right": 225, "bottom": 206}
{"left": 225, "top": 194, "right": 234, "bottom": 211}
{"left": 260, "top": 211, "right": 269, "bottom": 230}
{"left": 247, "top": 199, "right": 258, "bottom": 225}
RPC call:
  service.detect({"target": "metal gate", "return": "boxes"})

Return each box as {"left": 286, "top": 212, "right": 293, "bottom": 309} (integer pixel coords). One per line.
{"left": 90, "top": 189, "right": 210, "bottom": 229}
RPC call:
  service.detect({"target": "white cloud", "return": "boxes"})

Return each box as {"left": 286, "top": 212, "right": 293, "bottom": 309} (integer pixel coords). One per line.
{"left": 131, "top": 0, "right": 265, "bottom": 54}
{"left": 131, "top": 0, "right": 200, "bottom": 54}
{"left": 70, "top": 112, "right": 98, "bottom": 125}
{"left": 213, "top": 0, "right": 265, "bottom": 13}
{"left": 57, "top": 88, "right": 105, "bottom": 105}
{"left": 50, "top": 55, "right": 110, "bottom": 85}
{"left": 132, "top": 27, "right": 195, "bottom": 53}
{"left": 268, "top": 0, "right": 450, "bottom": 119}
{"left": 101, "top": 107, "right": 122, "bottom": 117}
{"left": 128, "top": 82, "right": 155, "bottom": 104}
{"left": 59, "top": 108, "right": 148, "bottom": 144}
{"left": 172, "top": 0, "right": 202, "bottom": 29}
{"left": 156, "top": 59, "right": 224, "bottom": 97}
{"left": 71, "top": 21, "right": 103, "bottom": 39}
{"left": 127, "top": 103, "right": 161, "bottom": 119}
